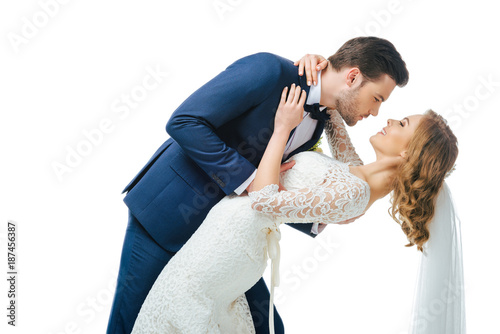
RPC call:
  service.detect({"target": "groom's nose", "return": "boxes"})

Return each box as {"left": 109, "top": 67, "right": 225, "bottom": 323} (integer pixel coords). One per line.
{"left": 369, "top": 106, "right": 380, "bottom": 117}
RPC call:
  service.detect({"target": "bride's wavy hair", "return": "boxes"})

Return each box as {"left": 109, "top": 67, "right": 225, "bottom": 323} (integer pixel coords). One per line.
{"left": 389, "top": 110, "right": 458, "bottom": 252}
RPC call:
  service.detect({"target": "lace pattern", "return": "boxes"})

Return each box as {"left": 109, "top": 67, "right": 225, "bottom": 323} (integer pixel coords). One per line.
{"left": 324, "top": 109, "right": 364, "bottom": 166}
{"left": 249, "top": 156, "right": 370, "bottom": 224}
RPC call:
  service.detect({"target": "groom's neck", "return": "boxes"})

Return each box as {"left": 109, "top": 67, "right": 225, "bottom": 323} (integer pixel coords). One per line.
{"left": 319, "top": 66, "right": 342, "bottom": 108}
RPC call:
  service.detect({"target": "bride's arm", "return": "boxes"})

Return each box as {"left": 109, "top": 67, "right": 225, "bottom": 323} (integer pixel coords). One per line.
{"left": 324, "top": 109, "right": 363, "bottom": 166}
{"left": 252, "top": 84, "right": 306, "bottom": 192}
{"left": 250, "top": 86, "right": 369, "bottom": 224}
{"left": 249, "top": 177, "right": 368, "bottom": 224}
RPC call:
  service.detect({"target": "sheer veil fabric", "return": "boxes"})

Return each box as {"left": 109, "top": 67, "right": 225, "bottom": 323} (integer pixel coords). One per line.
{"left": 409, "top": 182, "right": 466, "bottom": 333}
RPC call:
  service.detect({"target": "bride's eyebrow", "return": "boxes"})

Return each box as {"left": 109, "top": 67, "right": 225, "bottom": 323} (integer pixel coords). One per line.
{"left": 404, "top": 117, "right": 410, "bottom": 125}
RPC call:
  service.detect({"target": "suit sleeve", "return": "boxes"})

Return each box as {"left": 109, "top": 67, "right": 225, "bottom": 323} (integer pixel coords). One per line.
{"left": 166, "top": 53, "right": 283, "bottom": 195}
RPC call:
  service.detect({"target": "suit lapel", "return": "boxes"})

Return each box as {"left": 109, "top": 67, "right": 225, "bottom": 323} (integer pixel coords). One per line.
{"left": 284, "top": 74, "right": 312, "bottom": 148}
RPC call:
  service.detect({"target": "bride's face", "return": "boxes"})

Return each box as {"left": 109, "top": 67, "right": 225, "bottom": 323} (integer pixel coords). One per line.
{"left": 370, "top": 114, "right": 424, "bottom": 158}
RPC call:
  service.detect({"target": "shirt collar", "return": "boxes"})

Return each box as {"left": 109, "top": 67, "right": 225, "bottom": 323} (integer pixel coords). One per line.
{"left": 306, "top": 70, "right": 322, "bottom": 105}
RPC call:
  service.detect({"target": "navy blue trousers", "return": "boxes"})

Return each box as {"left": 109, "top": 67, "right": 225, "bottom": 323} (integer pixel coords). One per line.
{"left": 106, "top": 211, "right": 284, "bottom": 333}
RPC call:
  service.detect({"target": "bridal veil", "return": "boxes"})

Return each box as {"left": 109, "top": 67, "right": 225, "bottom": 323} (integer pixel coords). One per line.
{"left": 409, "top": 182, "right": 466, "bottom": 333}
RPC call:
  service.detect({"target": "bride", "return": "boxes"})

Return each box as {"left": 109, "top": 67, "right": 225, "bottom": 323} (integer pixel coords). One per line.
{"left": 131, "top": 84, "right": 464, "bottom": 333}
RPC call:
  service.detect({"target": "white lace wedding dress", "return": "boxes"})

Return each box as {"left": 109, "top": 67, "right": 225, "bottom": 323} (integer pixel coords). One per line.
{"left": 131, "top": 110, "right": 369, "bottom": 334}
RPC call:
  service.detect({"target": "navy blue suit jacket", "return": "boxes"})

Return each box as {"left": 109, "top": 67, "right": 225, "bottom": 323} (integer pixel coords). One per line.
{"left": 122, "top": 53, "right": 325, "bottom": 252}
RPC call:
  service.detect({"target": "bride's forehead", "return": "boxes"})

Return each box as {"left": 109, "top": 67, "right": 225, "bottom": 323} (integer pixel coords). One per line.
{"left": 406, "top": 114, "right": 424, "bottom": 124}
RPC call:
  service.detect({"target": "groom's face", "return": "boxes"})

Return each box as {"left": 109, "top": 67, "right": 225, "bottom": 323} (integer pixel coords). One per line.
{"left": 324, "top": 71, "right": 397, "bottom": 126}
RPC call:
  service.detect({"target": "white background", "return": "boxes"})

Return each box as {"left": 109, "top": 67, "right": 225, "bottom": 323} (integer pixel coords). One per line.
{"left": 1, "top": 0, "right": 499, "bottom": 333}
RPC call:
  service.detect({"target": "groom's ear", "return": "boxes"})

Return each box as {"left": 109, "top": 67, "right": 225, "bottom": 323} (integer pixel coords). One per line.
{"left": 346, "top": 67, "right": 361, "bottom": 87}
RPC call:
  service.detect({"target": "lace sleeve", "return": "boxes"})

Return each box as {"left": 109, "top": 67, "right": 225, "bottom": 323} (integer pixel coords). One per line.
{"left": 249, "top": 171, "right": 369, "bottom": 224}
{"left": 324, "top": 109, "right": 363, "bottom": 166}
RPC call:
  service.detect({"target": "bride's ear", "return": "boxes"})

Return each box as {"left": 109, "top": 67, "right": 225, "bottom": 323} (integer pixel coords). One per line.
{"left": 400, "top": 150, "right": 408, "bottom": 160}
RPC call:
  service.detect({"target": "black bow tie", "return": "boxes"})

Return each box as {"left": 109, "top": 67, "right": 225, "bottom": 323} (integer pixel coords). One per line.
{"left": 304, "top": 103, "right": 329, "bottom": 121}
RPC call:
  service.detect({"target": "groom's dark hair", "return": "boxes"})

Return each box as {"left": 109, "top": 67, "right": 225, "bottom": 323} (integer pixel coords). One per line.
{"left": 328, "top": 36, "right": 409, "bottom": 87}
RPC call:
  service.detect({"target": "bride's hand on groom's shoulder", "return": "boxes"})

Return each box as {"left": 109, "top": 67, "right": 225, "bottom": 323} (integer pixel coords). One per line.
{"left": 294, "top": 54, "right": 328, "bottom": 86}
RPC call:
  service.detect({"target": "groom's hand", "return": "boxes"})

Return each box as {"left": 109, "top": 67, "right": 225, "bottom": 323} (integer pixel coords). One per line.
{"left": 294, "top": 54, "right": 328, "bottom": 86}
{"left": 246, "top": 180, "right": 289, "bottom": 193}
{"left": 278, "top": 160, "right": 295, "bottom": 191}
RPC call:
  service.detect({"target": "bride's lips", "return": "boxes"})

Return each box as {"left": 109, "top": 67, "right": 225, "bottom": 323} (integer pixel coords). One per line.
{"left": 378, "top": 127, "right": 387, "bottom": 135}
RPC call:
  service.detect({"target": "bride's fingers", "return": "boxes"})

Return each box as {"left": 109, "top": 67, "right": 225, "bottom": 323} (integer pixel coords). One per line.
{"left": 292, "top": 84, "right": 302, "bottom": 104}
{"left": 296, "top": 58, "right": 305, "bottom": 76}
{"left": 286, "top": 84, "right": 297, "bottom": 104}
{"left": 317, "top": 58, "right": 328, "bottom": 71}
{"left": 279, "top": 86, "right": 288, "bottom": 106}
{"left": 298, "top": 89, "right": 307, "bottom": 107}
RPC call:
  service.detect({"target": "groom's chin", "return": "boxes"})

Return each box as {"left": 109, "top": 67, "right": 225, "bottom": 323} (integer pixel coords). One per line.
{"left": 336, "top": 111, "right": 356, "bottom": 126}
{"left": 345, "top": 118, "right": 357, "bottom": 127}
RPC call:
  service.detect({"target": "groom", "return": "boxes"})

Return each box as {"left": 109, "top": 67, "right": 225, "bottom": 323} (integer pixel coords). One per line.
{"left": 107, "top": 37, "right": 409, "bottom": 334}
